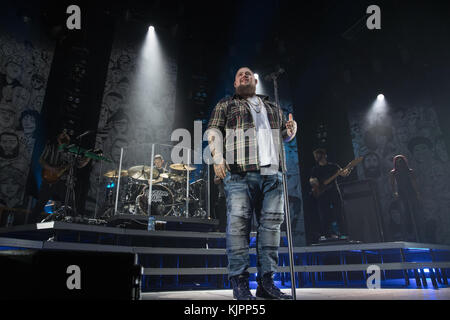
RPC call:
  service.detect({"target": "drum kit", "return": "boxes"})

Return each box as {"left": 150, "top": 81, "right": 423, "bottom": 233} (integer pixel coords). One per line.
{"left": 103, "top": 163, "right": 207, "bottom": 218}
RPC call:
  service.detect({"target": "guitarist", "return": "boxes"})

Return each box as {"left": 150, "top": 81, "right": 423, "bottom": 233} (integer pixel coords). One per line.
{"left": 309, "top": 148, "right": 350, "bottom": 241}
{"left": 29, "top": 131, "right": 90, "bottom": 223}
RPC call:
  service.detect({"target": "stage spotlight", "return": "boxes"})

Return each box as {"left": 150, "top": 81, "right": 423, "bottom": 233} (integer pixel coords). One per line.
{"left": 128, "top": 19, "right": 174, "bottom": 140}
{"left": 365, "top": 93, "right": 389, "bottom": 127}
{"left": 374, "top": 94, "right": 387, "bottom": 110}
{"left": 254, "top": 72, "right": 267, "bottom": 95}
{"left": 142, "top": 23, "right": 161, "bottom": 60}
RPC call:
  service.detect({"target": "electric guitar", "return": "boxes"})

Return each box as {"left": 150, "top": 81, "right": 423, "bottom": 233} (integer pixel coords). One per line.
{"left": 311, "top": 157, "right": 363, "bottom": 199}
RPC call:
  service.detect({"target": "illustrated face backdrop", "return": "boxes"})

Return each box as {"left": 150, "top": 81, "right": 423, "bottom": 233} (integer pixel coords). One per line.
{"left": 0, "top": 33, "right": 54, "bottom": 209}
{"left": 349, "top": 104, "right": 450, "bottom": 244}
{"left": 85, "top": 24, "right": 178, "bottom": 216}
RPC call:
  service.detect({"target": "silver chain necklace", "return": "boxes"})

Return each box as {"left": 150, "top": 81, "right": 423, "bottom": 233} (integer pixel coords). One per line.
{"left": 247, "top": 96, "right": 261, "bottom": 113}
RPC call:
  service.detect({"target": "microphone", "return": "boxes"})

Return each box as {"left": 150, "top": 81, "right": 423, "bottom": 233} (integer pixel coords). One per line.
{"left": 264, "top": 68, "right": 285, "bottom": 81}
{"left": 76, "top": 130, "right": 94, "bottom": 140}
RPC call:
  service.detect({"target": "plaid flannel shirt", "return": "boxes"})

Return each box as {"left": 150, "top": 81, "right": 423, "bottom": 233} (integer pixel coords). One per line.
{"left": 207, "top": 94, "right": 288, "bottom": 173}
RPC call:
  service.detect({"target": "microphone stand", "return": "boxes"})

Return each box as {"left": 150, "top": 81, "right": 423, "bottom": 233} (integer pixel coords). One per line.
{"left": 62, "top": 131, "right": 92, "bottom": 219}
{"left": 270, "top": 72, "right": 297, "bottom": 300}
{"left": 61, "top": 138, "right": 80, "bottom": 220}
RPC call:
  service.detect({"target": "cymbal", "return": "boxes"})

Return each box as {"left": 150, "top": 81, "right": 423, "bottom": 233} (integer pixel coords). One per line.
{"left": 170, "top": 163, "right": 196, "bottom": 171}
{"left": 128, "top": 165, "right": 159, "bottom": 180}
{"left": 104, "top": 169, "right": 128, "bottom": 178}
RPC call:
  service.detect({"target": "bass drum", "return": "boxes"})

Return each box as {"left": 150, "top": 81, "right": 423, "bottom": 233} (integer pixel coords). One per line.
{"left": 137, "top": 184, "right": 174, "bottom": 216}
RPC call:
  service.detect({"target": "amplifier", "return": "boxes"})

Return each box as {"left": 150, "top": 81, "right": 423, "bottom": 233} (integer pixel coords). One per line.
{"left": 339, "top": 180, "right": 385, "bottom": 243}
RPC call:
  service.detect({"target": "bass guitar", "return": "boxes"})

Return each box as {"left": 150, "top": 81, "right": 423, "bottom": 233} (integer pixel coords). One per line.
{"left": 311, "top": 157, "right": 363, "bottom": 199}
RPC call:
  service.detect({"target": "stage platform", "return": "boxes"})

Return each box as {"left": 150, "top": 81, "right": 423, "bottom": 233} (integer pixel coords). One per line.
{"left": 142, "top": 287, "right": 450, "bottom": 300}
{"left": 0, "top": 220, "right": 449, "bottom": 292}
{"left": 107, "top": 214, "right": 219, "bottom": 231}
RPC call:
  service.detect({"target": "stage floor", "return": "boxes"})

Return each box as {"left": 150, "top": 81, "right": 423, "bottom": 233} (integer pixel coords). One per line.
{"left": 142, "top": 287, "right": 450, "bottom": 300}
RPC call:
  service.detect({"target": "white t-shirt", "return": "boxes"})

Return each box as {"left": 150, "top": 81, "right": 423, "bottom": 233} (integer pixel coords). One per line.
{"left": 247, "top": 96, "right": 279, "bottom": 175}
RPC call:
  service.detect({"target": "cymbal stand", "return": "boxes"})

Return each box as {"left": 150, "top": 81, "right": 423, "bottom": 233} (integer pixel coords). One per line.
{"left": 114, "top": 148, "right": 124, "bottom": 216}
{"left": 94, "top": 157, "right": 104, "bottom": 219}
{"left": 147, "top": 144, "right": 155, "bottom": 216}
{"left": 185, "top": 148, "right": 191, "bottom": 218}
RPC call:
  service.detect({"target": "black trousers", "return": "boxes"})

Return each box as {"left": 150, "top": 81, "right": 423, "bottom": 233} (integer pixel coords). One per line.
{"left": 398, "top": 191, "right": 423, "bottom": 242}
{"left": 29, "top": 180, "right": 67, "bottom": 223}
{"left": 317, "top": 189, "right": 344, "bottom": 237}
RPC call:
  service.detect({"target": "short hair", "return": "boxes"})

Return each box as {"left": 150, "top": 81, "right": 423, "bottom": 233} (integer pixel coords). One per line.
{"left": 407, "top": 136, "right": 433, "bottom": 154}
{"left": 234, "top": 66, "right": 254, "bottom": 76}
{"left": 154, "top": 154, "right": 163, "bottom": 160}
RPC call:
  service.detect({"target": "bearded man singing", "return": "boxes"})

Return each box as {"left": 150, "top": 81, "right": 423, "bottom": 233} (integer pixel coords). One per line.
{"left": 206, "top": 67, "right": 297, "bottom": 300}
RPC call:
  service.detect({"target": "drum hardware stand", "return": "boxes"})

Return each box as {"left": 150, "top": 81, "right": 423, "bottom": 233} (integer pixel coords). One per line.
{"left": 63, "top": 150, "right": 78, "bottom": 217}
{"left": 185, "top": 149, "right": 191, "bottom": 218}
{"left": 147, "top": 144, "right": 156, "bottom": 216}
{"left": 94, "top": 156, "right": 104, "bottom": 219}
{"left": 114, "top": 147, "right": 124, "bottom": 216}
{"left": 269, "top": 68, "right": 297, "bottom": 300}
{"left": 62, "top": 134, "right": 87, "bottom": 220}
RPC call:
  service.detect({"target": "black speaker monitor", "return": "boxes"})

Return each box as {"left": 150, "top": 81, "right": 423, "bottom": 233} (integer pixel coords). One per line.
{"left": 340, "top": 180, "right": 384, "bottom": 243}
{"left": 0, "top": 250, "right": 141, "bottom": 300}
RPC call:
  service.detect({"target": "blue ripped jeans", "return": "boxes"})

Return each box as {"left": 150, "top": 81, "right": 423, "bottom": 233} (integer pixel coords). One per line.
{"left": 223, "top": 171, "right": 285, "bottom": 279}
